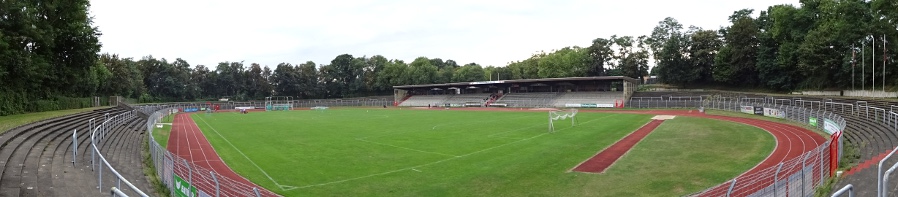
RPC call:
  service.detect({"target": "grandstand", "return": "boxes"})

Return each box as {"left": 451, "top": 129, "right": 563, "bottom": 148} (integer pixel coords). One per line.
{"left": 552, "top": 92, "right": 623, "bottom": 107}
{"left": 494, "top": 92, "right": 559, "bottom": 108}
{"left": 393, "top": 76, "right": 639, "bottom": 108}
{"left": 398, "top": 95, "right": 450, "bottom": 107}
{"left": 444, "top": 93, "right": 493, "bottom": 106}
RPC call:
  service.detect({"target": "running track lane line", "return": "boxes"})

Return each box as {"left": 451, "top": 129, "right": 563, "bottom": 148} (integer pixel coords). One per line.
{"left": 572, "top": 119, "right": 666, "bottom": 173}
{"left": 167, "top": 113, "right": 279, "bottom": 197}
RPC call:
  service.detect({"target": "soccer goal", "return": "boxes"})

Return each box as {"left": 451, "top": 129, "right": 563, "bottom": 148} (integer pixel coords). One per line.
{"left": 311, "top": 106, "right": 329, "bottom": 112}
{"left": 548, "top": 109, "right": 578, "bottom": 132}
{"left": 265, "top": 96, "right": 294, "bottom": 111}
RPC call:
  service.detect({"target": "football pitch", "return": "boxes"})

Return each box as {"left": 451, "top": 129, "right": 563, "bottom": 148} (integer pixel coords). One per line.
{"left": 189, "top": 108, "right": 774, "bottom": 196}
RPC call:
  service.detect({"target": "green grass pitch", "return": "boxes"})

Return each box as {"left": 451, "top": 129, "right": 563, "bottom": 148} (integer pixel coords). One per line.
{"left": 189, "top": 109, "right": 774, "bottom": 196}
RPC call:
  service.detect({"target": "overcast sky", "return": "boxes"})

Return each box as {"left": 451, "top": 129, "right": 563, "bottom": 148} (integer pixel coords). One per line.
{"left": 90, "top": 0, "right": 800, "bottom": 68}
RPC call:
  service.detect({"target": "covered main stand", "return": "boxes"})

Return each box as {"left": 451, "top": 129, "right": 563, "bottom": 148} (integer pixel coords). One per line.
{"left": 392, "top": 76, "right": 639, "bottom": 108}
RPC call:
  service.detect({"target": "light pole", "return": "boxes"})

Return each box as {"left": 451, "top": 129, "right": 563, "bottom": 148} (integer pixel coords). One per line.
{"left": 852, "top": 44, "right": 857, "bottom": 90}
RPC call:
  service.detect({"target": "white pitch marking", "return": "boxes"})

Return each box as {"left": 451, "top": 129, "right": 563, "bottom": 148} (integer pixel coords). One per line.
{"left": 195, "top": 115, "right": 297, "bottom": 191}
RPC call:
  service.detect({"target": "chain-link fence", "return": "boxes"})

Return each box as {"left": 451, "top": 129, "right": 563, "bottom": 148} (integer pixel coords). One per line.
{"left": 632, "top": 99, "right": 845, "bottom": 197}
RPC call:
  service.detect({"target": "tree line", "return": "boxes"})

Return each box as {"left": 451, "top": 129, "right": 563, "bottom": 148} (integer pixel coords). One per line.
{"left": 1, "top": 0, "right": 896, "bottom": 116}
{"left": 654, "top": 0, "right": 897, "bottom": 90}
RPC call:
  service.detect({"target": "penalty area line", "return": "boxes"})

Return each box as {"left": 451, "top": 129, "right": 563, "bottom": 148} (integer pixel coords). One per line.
{"left": 194, "top": 115, "right": 296, "bottom": 191}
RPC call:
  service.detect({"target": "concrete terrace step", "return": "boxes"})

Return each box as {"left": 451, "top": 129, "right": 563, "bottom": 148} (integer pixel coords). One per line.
{"left": 107, "top": 119, "right": 141, "bottom": 171}
{"left": 0, "top": 107, "right": 154, "bottom": 196}
{"left": 842, "top": 119, "right": 889, "bottom": 158}
{"left": 94, "top": 117, "right": 153, "bottom": 195}
{"left": 0, "top": 109, "right": 116, "bottom": 195}
{"left": 843, "top": 116, "right": 898, "bottom": 161}
{"left": 25, "top": 115, "right": 95, "bottom": 196}
{"left": 113, "top": 122, "right": 150, "bottom": 195}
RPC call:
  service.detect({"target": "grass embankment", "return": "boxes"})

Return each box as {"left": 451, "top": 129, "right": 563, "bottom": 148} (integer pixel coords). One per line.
{"left": 0, "top": 107, "right": 104, "bottom": 134}
{"left": 151, "top": 113, "right": 174, "bottom": 148}
{"left": 190, "top": 109, "right": 773, "bottom": 196}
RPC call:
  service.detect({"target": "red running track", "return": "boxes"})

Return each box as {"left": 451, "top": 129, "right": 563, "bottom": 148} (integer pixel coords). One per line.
{"left": 572, "top": 119, "right": 666, "bottom": 173}
{"left": 168, "top": 113, "right": 279, "bottom": 197}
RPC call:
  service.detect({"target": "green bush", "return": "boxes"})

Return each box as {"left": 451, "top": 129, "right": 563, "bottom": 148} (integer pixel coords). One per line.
{"left": 0, "top": 89, "right": 108, "bottom": 116}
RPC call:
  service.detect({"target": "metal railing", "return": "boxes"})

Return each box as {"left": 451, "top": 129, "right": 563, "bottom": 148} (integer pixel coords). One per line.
{"left": 832, "top": 184, "right": 854, "bottom": 197}
{"left": 111, "top": 187, "right": 128, "bottom": 197}
{"left": 89, "top": 110, "right": 149, "bottom": 197}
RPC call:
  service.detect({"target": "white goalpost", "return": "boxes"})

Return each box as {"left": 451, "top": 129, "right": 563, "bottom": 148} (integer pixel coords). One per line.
{"left": 548, "top": 109, "right": 578, "bottom": 132}
{"left": 265, "top": 96, "right": 294, "bottom": 111}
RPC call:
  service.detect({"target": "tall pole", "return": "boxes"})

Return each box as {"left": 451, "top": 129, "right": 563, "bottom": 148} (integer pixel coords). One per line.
{"left": 874, "top": 36, "right": 876, "bottom": 94}
{"left": 864, "top": 40, "right": 867, "bottom": 92}
{"left": 853, "top": 44, "right": 856, "bottom": 90}
{"left": 884, "top": 34, "right": 887, "bottom": 92}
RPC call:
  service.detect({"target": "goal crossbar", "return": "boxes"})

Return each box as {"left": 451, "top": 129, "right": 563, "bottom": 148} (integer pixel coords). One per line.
{"left": 548, "top": 109, "right": 578, "bottom": 132}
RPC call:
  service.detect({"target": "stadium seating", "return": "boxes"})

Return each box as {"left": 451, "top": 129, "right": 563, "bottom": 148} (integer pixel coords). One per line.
{"left": 552, "top": 92, "right": 622, "bottom": 107}
{"left": 399, "top": 95, "right": 451, "bottom": 107}
{"left": 0, "top": 107, "right": 154, "bottom": 196}
{"left": 443, "top": 93, "right": 493, "bottom": 106}
{"left": 494, "top": 92, "right": 560, "bottom": 108}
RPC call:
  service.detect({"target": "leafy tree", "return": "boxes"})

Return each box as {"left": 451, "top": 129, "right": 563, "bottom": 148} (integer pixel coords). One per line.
{"left": 406, "top": 57, "right": 438, "bottom": 85}
{"left": 454, "top": 63, "right": 485, "bottom": 82}
{"left": 687, "top": 28, "right": 722, "bottom": 83}
{"left": 656, "top": 32, "right": 693, "bottom": 86}
{"left": 647, "top": 17, "right": 684, "bottom": 65}
{"left": 714, "top": 9, "right": 760, "bottom": 85}
{"left": 586, "top": 38, "right": 614, "bottom": 76}
{"left": 297, "top": 61, "right": 319, "bottom": 99}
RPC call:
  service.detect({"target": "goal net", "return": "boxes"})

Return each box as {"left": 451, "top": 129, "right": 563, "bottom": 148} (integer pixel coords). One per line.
{"left": 549, "top": 109, "right": 578, "bottom": 132}
{"left": 266, "top": 96, "right": 294, "bottom": 111}
{"left": 311, "top": 106, "right": 329, "bottom": 111}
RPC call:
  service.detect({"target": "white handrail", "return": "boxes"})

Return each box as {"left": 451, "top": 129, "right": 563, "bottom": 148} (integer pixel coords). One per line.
{"left": 91, "top": 112, "right": 149, "bottom": 197}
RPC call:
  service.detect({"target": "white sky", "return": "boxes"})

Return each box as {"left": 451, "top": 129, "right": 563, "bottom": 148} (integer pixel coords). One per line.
{"left": 90, "top": 0, "right": 799, "bottom": 68}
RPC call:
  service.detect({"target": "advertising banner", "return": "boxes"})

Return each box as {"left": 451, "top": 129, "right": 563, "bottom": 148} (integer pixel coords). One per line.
{"left": 753, "top": 106, "right": 764, "bottom": 115}
{"left": 823, "top": 118, "right": 840, "bottom": 134}
{"left": 741, "top": 106, "right": 754, "bottom": 114}
{"left": 173, "top": 174, "right": 198, "bottom": 197}
{"left": 809, "top": 117, "right": 818, "bottom": 127}
{"left": 595, "top": 104, "right": 615, "bottom": 108}
{"left": 763, "top": 108, "right": 786, "bottom": 119}
{"left": 564, "top": 103, "right": 615, "bottom": 108}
